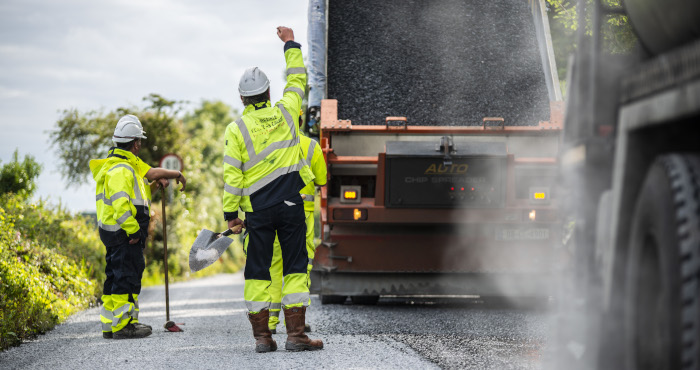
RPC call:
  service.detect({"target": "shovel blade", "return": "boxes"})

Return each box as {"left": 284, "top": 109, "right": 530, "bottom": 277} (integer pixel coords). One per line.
{"left": 189, "top": 229, "right": 235, "bottom": 272}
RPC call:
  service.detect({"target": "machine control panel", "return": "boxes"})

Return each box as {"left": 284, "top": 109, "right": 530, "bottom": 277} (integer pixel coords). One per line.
{"left": 385, "top": 140, "right": 507, "bottom": 208}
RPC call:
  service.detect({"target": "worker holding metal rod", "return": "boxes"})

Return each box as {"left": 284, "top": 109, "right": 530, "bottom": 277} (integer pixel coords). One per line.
{"left": 90, "top": 114, "right": 186, "bottom": 340}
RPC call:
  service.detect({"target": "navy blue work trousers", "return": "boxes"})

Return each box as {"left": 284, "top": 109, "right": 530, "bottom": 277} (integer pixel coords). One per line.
{"left": 244, "top": 194, "right": 308, "bottom": 281}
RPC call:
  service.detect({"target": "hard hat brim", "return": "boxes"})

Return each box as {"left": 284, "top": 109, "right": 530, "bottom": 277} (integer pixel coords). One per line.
{"left": 238, "top": 82, "right": 270, "bottom": 97}
{"left": 112, "top": 133, "right": 147, "bottom": 143}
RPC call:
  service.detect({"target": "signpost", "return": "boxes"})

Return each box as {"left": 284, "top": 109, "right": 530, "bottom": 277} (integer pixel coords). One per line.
{"left": 159, "top": 153, "right": 183, "bottom": 172}
{"left": 159, "top": 153, "right": 183, "bottom": 202}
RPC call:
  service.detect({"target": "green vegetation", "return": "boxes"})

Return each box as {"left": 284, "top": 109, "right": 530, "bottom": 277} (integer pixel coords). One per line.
{"left": 547, "top": 2, "right": 577, "bottom": 96}
{"left": 547, "top": 0, "right": 637, "bottom": 54}
{"left": 546, "top": 0, "right": 638, "bottom": 96}
{"left": 1, "top": 96, "right": 245, "bottom": 350}
{"left": 0, "top": 152, "right": 101, "bottom": 350}
{"left": 0, "top": 150, "right": 41, "bottom": 199}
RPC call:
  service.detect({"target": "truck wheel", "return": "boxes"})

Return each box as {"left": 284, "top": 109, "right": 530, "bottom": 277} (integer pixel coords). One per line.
{"left": 350, "top": 295, "right": 380, "bottom": 305}
{"left": 320, "top": 295, "right": 347, "bottom": 305}
{"left": 625, "top": 154, "right": 700, "bottom": 370}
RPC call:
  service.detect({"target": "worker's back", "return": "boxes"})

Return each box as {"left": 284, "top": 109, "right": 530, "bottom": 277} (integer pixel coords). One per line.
{"left": 223, "top": 38, "right": 314, "bottom": 216}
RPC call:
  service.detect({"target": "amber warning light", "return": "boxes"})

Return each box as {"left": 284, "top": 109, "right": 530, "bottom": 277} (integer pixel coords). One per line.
{"left": 340, "top": 185, "right": 362, "bottom": 204}
{"left": 353, "top": 208, "right": 362, "bottom": 220}
{"left": 529, "top": 187, "right": 550, "bottom": 204}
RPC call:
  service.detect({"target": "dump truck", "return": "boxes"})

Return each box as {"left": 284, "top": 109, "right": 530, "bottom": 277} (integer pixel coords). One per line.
{"left": 557, "top": 0, "right": 700, "bottom": 368}
{"left": 304, "top": 0, "right": 564, "bottom": 304}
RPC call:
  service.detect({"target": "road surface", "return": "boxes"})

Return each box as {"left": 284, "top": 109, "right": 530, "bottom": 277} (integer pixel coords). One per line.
{"left": 0, "top": 273, "right": 551, "bottom": 369}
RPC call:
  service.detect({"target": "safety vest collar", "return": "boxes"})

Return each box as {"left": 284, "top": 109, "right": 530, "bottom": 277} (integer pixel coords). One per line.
{"left": 243, "top": 100, "right": 271, "bottom": 114}
{"left": 107, "top": 147, "right": 137, "bottom": 163}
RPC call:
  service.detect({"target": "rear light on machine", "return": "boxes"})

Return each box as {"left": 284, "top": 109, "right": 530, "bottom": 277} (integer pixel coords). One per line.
{"left": 529, "top": 210, "right": 537, "bottom": 221}
{"left": 340, "top": 185, "right": 362, "bottom": 204}
{"left": 333, "top": 208, "right": 368, "bottom": 221}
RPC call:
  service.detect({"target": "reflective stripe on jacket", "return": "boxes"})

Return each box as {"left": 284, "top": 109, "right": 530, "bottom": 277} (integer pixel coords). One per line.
{"left": 299, "top": 135, "right": 327, "bottom": 212}
{"left": 223, "top": 42, "right": 314, "bottom": 215}
{"left": 89, "top": 148, "right": 150, "bottom": 237}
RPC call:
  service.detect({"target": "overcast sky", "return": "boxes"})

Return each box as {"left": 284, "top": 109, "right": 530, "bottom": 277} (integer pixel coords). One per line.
{"left": 0, "top": 0, "right": 309, "bottom": 212}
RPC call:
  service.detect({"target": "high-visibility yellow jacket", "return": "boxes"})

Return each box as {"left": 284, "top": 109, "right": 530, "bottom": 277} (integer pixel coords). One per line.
{"left": 223, "top": 41, "right": 314, "bottom": 219}
{"left": 90, "top": 148, "right": 151, "bottom": 237}
{"left": 299, "top": 134, "right": 327, "bottom": 212}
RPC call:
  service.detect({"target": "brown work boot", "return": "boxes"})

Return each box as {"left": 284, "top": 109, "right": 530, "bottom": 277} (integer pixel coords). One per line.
{"left": 248, "top": 310, "right": 277, "bottom": 353}
{"left": 283, "top": 307, "right": 323, "bottom": 351}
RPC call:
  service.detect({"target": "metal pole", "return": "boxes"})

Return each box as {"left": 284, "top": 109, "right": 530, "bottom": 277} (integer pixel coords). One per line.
{"left": 161, "top": 187, "right": 170, "bottom": 322}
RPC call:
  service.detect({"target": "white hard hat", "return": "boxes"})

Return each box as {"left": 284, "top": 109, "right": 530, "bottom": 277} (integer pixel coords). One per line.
{"left": 238, "top": 67, "right": 270, "bottom": 97}
{"left": 113, "top": 114, "right": 147, "bottom": 143}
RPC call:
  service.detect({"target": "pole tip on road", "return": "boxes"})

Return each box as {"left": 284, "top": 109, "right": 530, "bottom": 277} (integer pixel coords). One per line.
{"left": 164, "top": 321, "right": 184, "bottom": 332}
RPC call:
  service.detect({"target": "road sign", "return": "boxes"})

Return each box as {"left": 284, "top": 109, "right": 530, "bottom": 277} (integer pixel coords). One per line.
{"left": 159, "top": 154, "right": 183, "bottom": 172}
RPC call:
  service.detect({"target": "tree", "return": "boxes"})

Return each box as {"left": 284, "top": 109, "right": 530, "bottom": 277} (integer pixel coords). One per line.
{"left": 0, "top": 150, "right": 42, "bottom": 200}
{"left": 547, "top": 0, "right": 637, "bottom": 54}
{"left": 49, "top": 94, "right": 186, "bottom": 187}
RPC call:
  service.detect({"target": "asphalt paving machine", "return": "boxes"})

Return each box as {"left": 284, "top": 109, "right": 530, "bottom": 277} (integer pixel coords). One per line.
{"left": 305, "top": 0, "right": 564, "bottom": 304}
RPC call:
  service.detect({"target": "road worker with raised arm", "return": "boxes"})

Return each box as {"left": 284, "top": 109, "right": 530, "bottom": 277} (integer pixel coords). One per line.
{"left": 222, "top": 26, "right": 323, "bottom": 353}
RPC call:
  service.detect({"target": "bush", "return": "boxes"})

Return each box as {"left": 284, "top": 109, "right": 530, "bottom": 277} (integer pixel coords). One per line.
{"left": 1, "top": 195, "right": 105, "bottom": 292}
{"left": 0, "top": 150, "right": 41, "bottom": 201}
{"left": 0, "top": 195, "right": 98, "bottom": 350}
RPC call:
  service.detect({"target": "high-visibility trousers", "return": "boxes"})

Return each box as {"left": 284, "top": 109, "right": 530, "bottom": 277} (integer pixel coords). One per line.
{"left": 100, "top": 293, "right": 142, "bottom": 333}
{"left": 268, "top": 210, "right": 315, "bottom": 329}
{"left": 98, "top": 229, "right": 146, "bottom": 333}
{"left": 243, "top": 196, "right": 309, "bottom": 313}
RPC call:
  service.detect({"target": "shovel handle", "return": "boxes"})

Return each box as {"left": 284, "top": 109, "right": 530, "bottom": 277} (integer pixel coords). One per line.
{"left": 221, "top": 224, "right": 243, "bottom": 237}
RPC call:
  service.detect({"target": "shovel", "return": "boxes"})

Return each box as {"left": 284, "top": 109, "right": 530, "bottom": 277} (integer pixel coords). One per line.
{"left": 189, "top": 224, "right": 243, "bottom": 272}
{"left": 161, "top": 187, "right": 184, "bottom": 332}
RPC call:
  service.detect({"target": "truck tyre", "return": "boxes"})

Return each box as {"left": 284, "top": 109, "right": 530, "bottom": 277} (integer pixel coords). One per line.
{"left": 350, "top": 295, "right": 380, "bottom": 305}
{"left": 625, "top": 154, "right": 700, "bottom": 370}
{"left": 320, "top": 295, "right": 346, "bottom": 305}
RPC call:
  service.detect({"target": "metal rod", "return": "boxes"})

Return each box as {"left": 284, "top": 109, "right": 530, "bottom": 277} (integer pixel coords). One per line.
{"left": 161, "top": 187, "right": 170, "bottom": 322}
